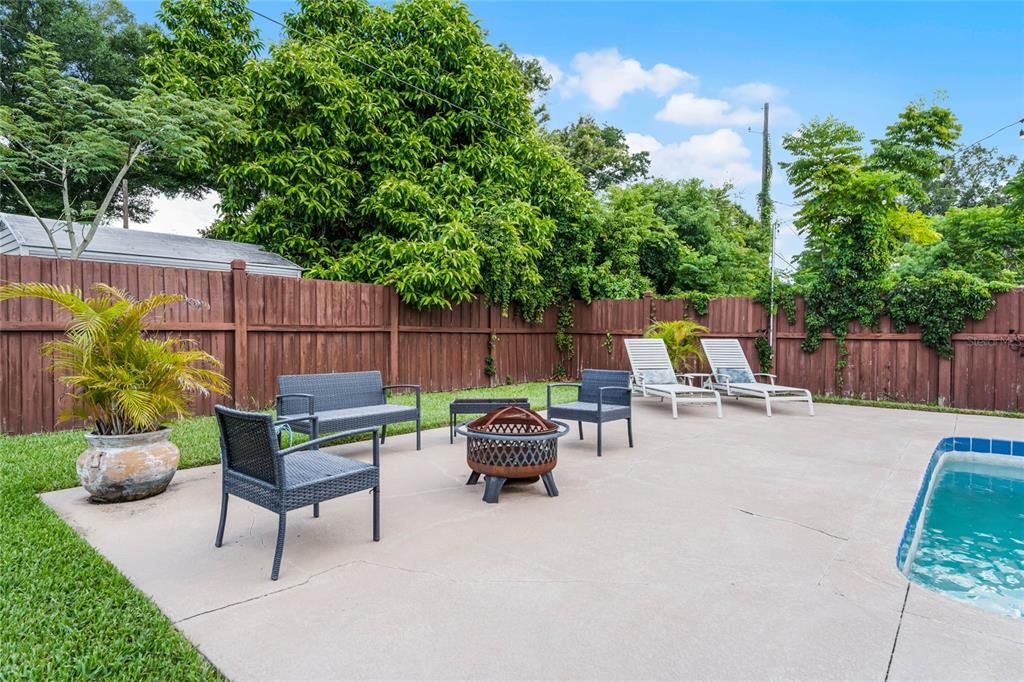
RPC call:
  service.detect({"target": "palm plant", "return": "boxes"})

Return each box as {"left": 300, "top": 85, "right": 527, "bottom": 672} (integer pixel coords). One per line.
{"left": 643, "top": 319, "right": 709, "bottom": 373}
{"left": 0, "top": 282, "right": 229, "bottom": 434}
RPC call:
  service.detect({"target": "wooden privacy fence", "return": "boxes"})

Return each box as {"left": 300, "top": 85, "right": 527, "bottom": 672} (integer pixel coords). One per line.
{"left": 1, "top": 254, "right": 1021, "bottom": 434}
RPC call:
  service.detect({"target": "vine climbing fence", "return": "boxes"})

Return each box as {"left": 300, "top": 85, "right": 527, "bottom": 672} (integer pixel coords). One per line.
{"left": 1, "top": 253, "right": 1021, "bottom": 434}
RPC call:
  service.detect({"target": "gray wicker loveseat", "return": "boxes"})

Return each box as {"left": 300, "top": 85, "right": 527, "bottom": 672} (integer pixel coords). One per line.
{"left": 276, "top": 370, "right": 421, "bottom": 450}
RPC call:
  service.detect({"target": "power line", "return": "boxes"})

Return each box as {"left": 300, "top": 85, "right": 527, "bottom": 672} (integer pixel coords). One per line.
{"left": 954, "top": 117, "right": 1024, "bottom": 153}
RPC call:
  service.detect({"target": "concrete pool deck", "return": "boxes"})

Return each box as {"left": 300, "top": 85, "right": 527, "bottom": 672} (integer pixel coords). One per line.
{"left": 43, "top": 400, "right": 1024, "bottom": 680}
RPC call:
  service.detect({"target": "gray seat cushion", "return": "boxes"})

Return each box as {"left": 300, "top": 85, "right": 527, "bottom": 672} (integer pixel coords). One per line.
{"left": 548, "top": 401, "right": 631, "bottom": 422}
{"left": 284, "top": 403, "right": 418, "bottom": 433}
{"left": 283, "top": 451, "right": 374, "bottom": 490}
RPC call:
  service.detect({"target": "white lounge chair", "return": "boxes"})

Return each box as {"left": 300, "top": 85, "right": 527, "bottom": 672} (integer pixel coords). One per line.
{"left": 624, "top": 338, "right": 722, "bottom": 418}
{"left": 699, "top": 338, "right": 814, "bottom": 416}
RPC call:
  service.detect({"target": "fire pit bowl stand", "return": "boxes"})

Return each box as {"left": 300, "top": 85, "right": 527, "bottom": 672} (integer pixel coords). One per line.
{"left": 455, "top": 407, "right": 569, "bottom": 504}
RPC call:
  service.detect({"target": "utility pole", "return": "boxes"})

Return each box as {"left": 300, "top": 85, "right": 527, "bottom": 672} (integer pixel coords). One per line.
{"left": 760, "top": 102, "right": 777, "bottom": 350}
{"left": 122, "top": 179, "right": 129, "bottom": 229}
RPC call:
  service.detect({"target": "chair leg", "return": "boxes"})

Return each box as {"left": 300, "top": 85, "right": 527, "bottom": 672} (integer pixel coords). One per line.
{"left": 313, "top": 502, "right": 319, "bottom": 518}
{"left": 271, "top": 512, "right": 287, "bottom": 581}
{"left": 765, "top": 396, "right": 773, "bottom": 417}
{"left": 672, "top": 395, "right": 678, "bottom": 419}
{"left": 466, "top": 471, "right": 481, "bottom": 485}
{"left": 578, "top": 421, "right": 584, "bottom": 440}
{"left": 372, "top": 486, "right": 380, "bottom": 541}
{"left": 715, "top": 395, "right": 723, "bottom": 419}
{"left": 597, "top": 422, "right": 603, "bottom": 457}
{"left": 806, "top": 391, "right": 815, "bottom": 416}
{"left": 416, "top": 417, "right": 421, "bottom": 450}
{"left": 449, "top": 414, "right": 454, "bottom": 444}
{"left": 541, "top": 472, "right": 559, "bottom": 497}
{"left": 627, "top": 418, "right": 634, "bottom": 448}
{"left": 380, "top": 424, "right": 387, "bottom": 444}
{"left": 215, "top": 492, "right": 229, "bottom": 547}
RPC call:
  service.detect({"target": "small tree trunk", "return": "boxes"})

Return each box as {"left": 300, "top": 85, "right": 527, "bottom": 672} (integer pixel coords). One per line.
{"left": 122, "top": 179, "right": 129, "bottom": 229}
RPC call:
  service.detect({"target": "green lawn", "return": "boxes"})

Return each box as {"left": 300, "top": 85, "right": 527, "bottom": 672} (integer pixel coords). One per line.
{"left": 0, "top": 382, "right": 572, "bottom": 679}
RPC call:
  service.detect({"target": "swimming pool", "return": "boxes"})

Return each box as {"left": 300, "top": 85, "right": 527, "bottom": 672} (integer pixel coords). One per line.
{"left": 898, "top": 437, "right": 1024, "bottom": 618}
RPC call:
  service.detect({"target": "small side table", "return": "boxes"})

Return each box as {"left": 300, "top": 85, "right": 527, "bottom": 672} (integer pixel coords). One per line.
{"left": 448, "top": 397, "right": 530, "bottom": 444}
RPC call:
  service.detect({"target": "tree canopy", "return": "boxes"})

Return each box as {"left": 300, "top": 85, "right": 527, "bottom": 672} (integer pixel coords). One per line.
{"left": 546, "top": 115, "right": 650, "bottom": 192}
{"left": 154, "top": 0, "right": 594, "bottom": 316}
{"left": 0, "top": 35, "right": 239, "bottom": 257}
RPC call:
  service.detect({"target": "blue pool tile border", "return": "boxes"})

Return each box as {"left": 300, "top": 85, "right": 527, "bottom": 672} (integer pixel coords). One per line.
{"left": 896, "top": 436, "right": 1024, "bottom": 572}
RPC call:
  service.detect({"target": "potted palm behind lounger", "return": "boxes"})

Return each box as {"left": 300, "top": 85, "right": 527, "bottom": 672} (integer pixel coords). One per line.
{"left": 624, "top": 338, "right": 722, "bottom": 418}
{"left": 699, "top": 338, "right": 814, "bottom": 416}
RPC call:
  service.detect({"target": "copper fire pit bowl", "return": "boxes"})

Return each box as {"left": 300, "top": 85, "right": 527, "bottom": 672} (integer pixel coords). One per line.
{"left": 455, "top": 406, "right": 569, "bottom": 503}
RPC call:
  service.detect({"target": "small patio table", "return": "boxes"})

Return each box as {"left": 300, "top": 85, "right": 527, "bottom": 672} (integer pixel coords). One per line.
{"left": 448, "top": 397, "right": 530, "bottom": 444}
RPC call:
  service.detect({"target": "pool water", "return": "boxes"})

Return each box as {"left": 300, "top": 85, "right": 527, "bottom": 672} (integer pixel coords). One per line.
{"left": 907, "top": 459, "right": 1024, "bottom": 618}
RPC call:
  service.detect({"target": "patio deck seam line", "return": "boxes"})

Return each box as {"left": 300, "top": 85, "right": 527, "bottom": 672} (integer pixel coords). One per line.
{"left": 883, "top": 583, "right": 911, "bottom": 681}
{"left": 173, "top": 559, "right": 363, "bottom": 624}
{"left": 735, "top": 508, "right": 849, "bottom": 541}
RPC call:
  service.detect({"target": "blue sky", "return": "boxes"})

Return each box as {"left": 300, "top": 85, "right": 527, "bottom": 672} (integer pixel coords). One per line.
{"left": 125, "top": 1, "right": 1024, "bottom": 263}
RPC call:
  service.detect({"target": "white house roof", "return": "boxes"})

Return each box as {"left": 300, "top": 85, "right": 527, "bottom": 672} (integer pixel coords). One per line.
{"left": 0, "top": 213, "right": 303, "bottom": 278}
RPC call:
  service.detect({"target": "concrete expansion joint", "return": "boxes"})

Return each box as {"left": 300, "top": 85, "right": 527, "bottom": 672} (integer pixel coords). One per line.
{"left": 735, "top": 507, "right": 849, "bottom": 541}
{"left": 174, "top": 559, "right": 364, "bottom": 624}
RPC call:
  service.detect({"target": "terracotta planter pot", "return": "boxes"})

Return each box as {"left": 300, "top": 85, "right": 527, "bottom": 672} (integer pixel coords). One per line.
{"left": 76, "top": 429, "right": 180, "bottom": 502}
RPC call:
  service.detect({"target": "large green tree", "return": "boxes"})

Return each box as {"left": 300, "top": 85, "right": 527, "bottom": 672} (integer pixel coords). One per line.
{"left": 153, "top": 0, "right": 590, "bottom": 316}
{"left": 0, "top": 0, "right": 152, "bottom": 104}
{"left": 0, "top": 0, "right": 166, "bottom": 221}
{"left": 921, "top": 144, "right": 1021, "bottom": 215}
{"left": 0, "top": 36, "right": 239, "bottom": 257}
{"left": 895, "top": 205, "right": 1024, "bottom": 284}
{"left": 782, "top": 107, "right": 955, "bottom": 357}
{"left": 547, "top": 116, "right": 650, "bottom": 192}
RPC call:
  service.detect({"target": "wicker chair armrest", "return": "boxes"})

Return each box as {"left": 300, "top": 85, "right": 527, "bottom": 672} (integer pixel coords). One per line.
{"left": 275, "top": 393, "right": 314, "bottom": 416}
{"left": 383, "top": 384, "right": 420, "bottom": 411}
{"left": 546, "top": 382, "right": 581, "bottom": 410}
{"left": 598, "top": 385, "right": 632, "bottom": 408}
{"left": 753, "top": 373, "right": 777, "bottom": 385}
{"left": 274, "top": 414, "right": 320, "bottom": 438}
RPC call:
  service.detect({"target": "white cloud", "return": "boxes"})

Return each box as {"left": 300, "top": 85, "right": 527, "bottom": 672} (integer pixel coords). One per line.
{"left": 723, "top": 81, "right": 786, "bottom": 103}
{"left": 623, "top": 132, "right": 663, "bottom": 155}
{"left": 129, "top": 192, "right": 220, "bottom": 237}
{"left": 521, "top": 54, "right": 564, "bottom": 88}
{"left": 561, "top": 48, "right": 695, "bottom": 109}
{"left": 655, "top": 93, "right": 764, "bottom": 127}
{"left": 625, "top": 128, "right": 761, "bottom": 186}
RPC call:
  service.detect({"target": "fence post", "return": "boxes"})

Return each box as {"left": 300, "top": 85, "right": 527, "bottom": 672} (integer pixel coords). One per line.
{"left": 488, "top": 303, "right": 497, "bottom": 387}
{"left": 937, "top": 355, "right": 953, "bottom": 407}
{"left": 231, "top": 259, "right": 248, "bottom": 408}
{"left": 389, "top": 288, "right": 400, "bottom": 385}
{"left": 643, "top": 290, "right": 654, "bottom": 327}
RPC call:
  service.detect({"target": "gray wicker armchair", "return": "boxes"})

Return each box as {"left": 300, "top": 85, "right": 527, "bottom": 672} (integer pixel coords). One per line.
{"left": 214, "top": 406, "right": 380, "bottom": 580}
{"left": 547, "top": 369, "right": 634, "bottom": 457}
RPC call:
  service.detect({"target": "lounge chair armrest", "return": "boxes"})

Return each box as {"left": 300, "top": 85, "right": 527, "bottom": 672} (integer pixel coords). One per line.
{"left": 275, "top": 393, "right": 314, "bottom": 416}
{"left": 753, "top": 373, "right": 776, "bottom": 385}
{"left": 279, "top": 427, "right": 380, "bottom": 463}
{"left": 681, "top": 372, "right": 714, "bottom": 388}
{"left": 547, "top": 382, "right": 581, "bottom": 410}
{"left": 598, "top": 385, "right": 632, "bottom": 409}
{"left": 383, "top": 384, "right": 420, "bottom": 411}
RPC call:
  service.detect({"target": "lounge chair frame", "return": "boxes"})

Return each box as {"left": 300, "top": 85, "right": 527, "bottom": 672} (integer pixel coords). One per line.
{"left": 624, "top": 338, "right": 722, "bottom": 418}
{"left": 699, "top": 338, "right": 815, "bottom": 417}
